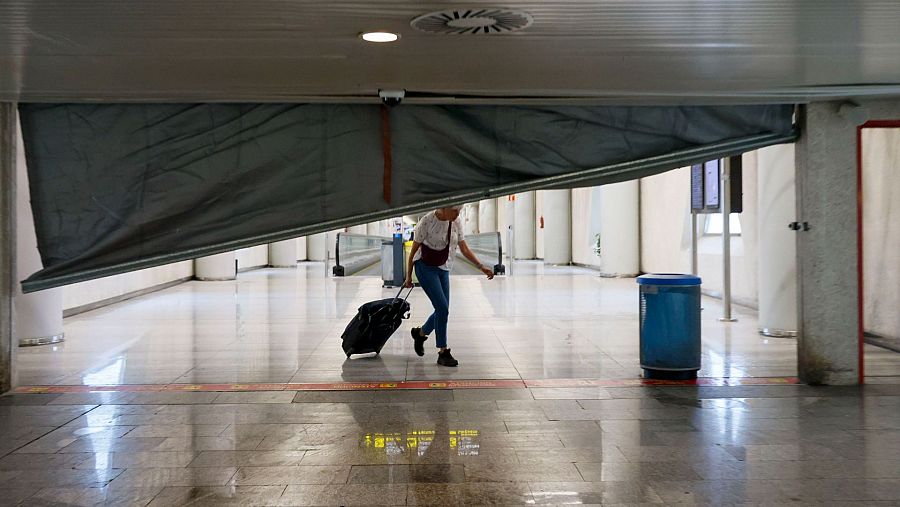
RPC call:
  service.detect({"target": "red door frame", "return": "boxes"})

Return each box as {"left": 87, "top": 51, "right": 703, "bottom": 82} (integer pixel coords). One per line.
{"left": 856, "top": 120, "right": 900, "bottom": 384}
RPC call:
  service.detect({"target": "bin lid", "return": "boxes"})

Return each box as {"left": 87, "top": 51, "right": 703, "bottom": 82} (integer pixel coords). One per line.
{"left": 637, "top": 273, "right": 701, "bottom": 286}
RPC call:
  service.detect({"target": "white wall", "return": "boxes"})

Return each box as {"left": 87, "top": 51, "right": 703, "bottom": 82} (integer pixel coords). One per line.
{"left": 863, "top": 128, "right": 900, "bottom": 339}
{"left": 237, "top": 245, "right": 268, "bottom": 270}
{"left": 639, "top": 154, "right": 760, "bottom": 308}
{"left": 63, "top": 261, "right": 193, "bottom": 311}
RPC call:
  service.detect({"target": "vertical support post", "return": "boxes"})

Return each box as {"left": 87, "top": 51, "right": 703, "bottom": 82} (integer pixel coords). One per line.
{"left": 507, "top": 226, "right": 515, "bottom": 276}
{"left": 392, "top": 233, "right": 404, "bottom": 288}
{"left": 719, "top": 158, "right": 737, "bottom": 322}
{"left": 795, "top": 102, "right": 865, "bottom": 385}
{"left": 0, "top": 103, "right": 16, "bottom": 392}
{"left": 690, "top": 211, "right": 698, "bottom": 275}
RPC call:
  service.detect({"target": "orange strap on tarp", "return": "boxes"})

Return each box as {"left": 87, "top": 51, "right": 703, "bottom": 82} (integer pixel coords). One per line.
{"left": 381, "top": 104, "right": 392, "bottom": 205}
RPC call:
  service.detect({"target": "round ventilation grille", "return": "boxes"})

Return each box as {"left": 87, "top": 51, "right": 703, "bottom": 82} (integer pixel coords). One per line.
{"left": 411, "top": 8, "right": 533, "bottom": 35}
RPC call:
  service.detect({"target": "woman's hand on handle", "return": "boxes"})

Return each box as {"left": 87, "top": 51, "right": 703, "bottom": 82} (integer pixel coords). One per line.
{"left": 403, "top": 275, "right": 414, "bottom": 288}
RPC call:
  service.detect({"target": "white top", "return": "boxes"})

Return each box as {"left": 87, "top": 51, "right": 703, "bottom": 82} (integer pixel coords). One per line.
{"left": 412, "top": 211, "right": 465, "bottom": 271}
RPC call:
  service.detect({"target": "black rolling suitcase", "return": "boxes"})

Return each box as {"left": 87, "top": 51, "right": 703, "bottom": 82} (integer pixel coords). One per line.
{"left": 341, "top": 288, "right": 412, "bottom": 357}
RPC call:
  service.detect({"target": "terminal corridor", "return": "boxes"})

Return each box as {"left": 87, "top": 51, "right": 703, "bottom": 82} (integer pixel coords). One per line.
{"left": 15, "top": 263, "right": 900, "bottom": 388}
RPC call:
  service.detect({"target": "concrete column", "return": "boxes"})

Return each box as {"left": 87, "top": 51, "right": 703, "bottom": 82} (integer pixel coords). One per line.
{"left": 599, "top": 180, "right": 640, "bottom": 276}
{"left": 478, "top": 199, "right": 497, "bottom": 233}
{"left": 513, "top": 191, "right": 536, "bottom": 259}
{"left": 306, "top": 233, "right": 327, "bottom": 261}
{"left": 794, "top": 102, "right": 867, "bottom": 385}
{"left": 543, "top": 189, "right": 572, "bottom": 265}
{"left": 348, "top": 224, "right": 366, "bottom": 235}
{"left": 463, "top": 203, "right": 479, "bottom": 236}
{"left": 366, "top": 222, "right": 380, "bottom": 236}
{"left": 268, "top": 239, "right": 297, "bottom": 268}
{"left": 195, "top": 252, "right": 236, "bottom": 281}
{"left": 757, "top": 144, "right": 797, "bottom": 337}
{"left": 14, "top": 116, "right": 64, "bottom": 346}
{"left": 297, "top": 237, "right": 308, "bottom": 261}
{"left": 1, "top": 103, "right": 16, "bottom": 391}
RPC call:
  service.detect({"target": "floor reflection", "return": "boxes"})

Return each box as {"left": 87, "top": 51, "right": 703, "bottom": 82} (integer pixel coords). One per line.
{"left": 362, "top": 429, "right": 480, "bottom": 457}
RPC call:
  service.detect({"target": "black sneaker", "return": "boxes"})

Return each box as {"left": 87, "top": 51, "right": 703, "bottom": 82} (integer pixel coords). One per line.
{"left": 437, "top": 349, "right": 458, "bottom": 367}
{"left": 411, "top": 327, "right": 428, "bottom": 357}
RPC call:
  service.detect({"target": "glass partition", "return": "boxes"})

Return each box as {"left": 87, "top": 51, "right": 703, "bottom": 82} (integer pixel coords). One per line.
{"left": 457, "top": 232, "right": 505, "bottom": 274}
{"left": 333, "top": 233, "right": 390, "bottom": 276}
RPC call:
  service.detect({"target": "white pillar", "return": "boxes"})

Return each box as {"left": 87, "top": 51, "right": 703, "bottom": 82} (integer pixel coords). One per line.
{"left": 268, "top": 239, "right": 297, "bottom": 268}
{"left": 757, "top": 145, "right": 798, "bottom": 336}
{"left": 514, "top": 191, "right": 536, "bottom": 259}
{"left": 479, "top": 199, "right": 497, "bottom": 233}
{"left": 14, "top": 115, "right": 64, "bottom": 346}
{"left": 348, "top": 224, "right": 366, "bottom": 235}
{"left": 195, "top": 252, "right": 236, "bottom": 280}
{"left": 543, "top": 189, "right": 572, "bottom": 265}
{"left": 599, "top": 181, "right": 640, "bottom": 276}
{"left": 307, "top": 233, "right": 327, "bottom": 261}
{"left": 463, "top": 203, "right": 479, "bottom": 236}
{"left": 535, "top": 191, "right": 545, "bottom": 259}
{"left": 297, "top": 237, "right": 308, "bottom": 261}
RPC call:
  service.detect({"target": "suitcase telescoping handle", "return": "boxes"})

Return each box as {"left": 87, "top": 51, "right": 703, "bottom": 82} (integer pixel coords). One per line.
{"left": 392, "top": 286, "right": 413, "bottom": 303}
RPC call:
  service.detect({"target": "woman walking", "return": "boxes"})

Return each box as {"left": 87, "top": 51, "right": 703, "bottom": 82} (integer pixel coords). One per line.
{"left": 404, "top": 206, "right": 495, "bottom": 366}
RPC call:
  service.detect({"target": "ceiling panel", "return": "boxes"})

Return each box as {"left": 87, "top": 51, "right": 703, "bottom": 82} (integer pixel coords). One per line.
{"left": 1, "top": 1, "right": 900, "bottom": 103}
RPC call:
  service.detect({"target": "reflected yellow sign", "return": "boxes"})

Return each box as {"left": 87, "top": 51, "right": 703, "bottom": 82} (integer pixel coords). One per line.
{"left": 362, "top": 429, "right": 480, "bottom": 456}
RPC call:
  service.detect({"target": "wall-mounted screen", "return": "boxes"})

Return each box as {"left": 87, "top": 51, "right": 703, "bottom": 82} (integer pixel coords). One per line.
{"left": 703, "top": 160, "right": 720, "bottom": 209}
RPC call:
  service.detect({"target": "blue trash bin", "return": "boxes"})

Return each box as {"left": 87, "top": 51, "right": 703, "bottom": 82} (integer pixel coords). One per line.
{"left": 637, "top": 274, "right": 702, "bottom": 380}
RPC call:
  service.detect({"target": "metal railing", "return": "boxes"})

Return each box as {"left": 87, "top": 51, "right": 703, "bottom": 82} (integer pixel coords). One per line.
{"left": 457, "top": 232, "right": 505, "bottom": 275}
{"left": 333, "top": 233, "right": 391, "bottom": 276}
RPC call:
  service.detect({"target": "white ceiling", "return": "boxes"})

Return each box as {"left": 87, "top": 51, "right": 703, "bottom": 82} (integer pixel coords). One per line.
{"left": 2, "top": 1, "right": 900, "bottom": 103}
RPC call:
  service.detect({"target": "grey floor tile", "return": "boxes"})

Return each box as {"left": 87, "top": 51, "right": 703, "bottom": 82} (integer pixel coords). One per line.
{"left": 464, "top": 462, "right": 581, "bottom": 482}
{"left": 76, "top": 451, "right": 199, "bottom": 469}
{"left": 406, "top": 483, "right": 463, "bottom": 506}
{"left": 576, "top": 461, "right": 705, "bottom": 482}
{"left": 108, "top": 467, "right": 239, "bottom": 488}
{"left": 529, "top": 481, "right": 664, "bottom": 504}
{"left": 26, "top": 485, "right": 164, "bottom": 507}
{"left": 232, "top": 465, "right": 350, "bottom": 485}
{"left": 188, "top": 450, "right": 306, "bottom": 467}
{"left": 213, "top": 392, "right": 297, "bottom": 404}
{"left": 461, "top": 482, "right": 534, "bottom": 505}
{"left": 147, "top": 485, "right": 287, "bottom": 507}
{"left": 277, "top": 483, "right": 408, "bottom": 506}
{"left": 453, "top": 389, "right": 533, "bottom": 401}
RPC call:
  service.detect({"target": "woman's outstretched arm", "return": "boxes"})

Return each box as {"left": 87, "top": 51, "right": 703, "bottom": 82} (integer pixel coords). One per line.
{"left": 458, "top": 240, "right": 495, "bottom": 280}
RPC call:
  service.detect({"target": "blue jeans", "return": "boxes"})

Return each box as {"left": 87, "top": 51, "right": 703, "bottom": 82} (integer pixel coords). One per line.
{"left": 415, "top": 261, "right": 450, "bottom": 349}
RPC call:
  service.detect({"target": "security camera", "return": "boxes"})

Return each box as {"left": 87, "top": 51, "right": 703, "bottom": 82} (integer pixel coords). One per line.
{"left": 379, "top": 89, "right": 405, "bottom": 107}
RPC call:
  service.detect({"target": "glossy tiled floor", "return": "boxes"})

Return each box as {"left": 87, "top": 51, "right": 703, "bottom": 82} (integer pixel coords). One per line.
{"left": 2, "top": 382, "right": 900, "bottom": 505}
{"left": 5, "top": 264, "right": 900, "bottom": 505}
{"left": 16, "top": 261, "right": 900, "bottom": 386}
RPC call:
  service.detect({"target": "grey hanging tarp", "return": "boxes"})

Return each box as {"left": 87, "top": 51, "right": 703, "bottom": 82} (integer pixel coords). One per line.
{"left": 18, "top": 103, "right": 795, "bottom": 292}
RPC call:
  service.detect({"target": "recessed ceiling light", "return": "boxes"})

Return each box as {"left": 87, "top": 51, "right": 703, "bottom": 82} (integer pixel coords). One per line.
{"left": 360, "top": 31, "right": 400, "bottom": 43}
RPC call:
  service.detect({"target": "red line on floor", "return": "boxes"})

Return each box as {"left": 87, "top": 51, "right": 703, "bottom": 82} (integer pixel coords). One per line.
{"left": 12, "top": 376, "right": 800, "bottom": 394}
